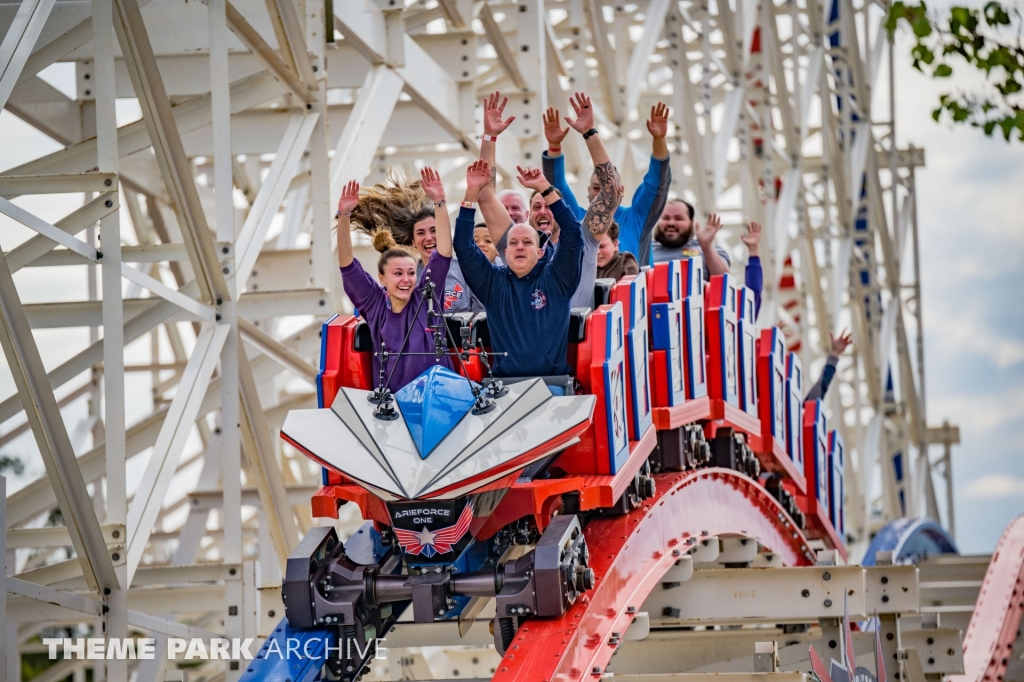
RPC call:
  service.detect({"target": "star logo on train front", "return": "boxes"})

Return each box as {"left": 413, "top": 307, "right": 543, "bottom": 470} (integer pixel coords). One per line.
{"left": 414, "top": 527, "right": 437, "bottom": 547}
{"left": 393, "top": 502, "right": 474, "bottom": 558}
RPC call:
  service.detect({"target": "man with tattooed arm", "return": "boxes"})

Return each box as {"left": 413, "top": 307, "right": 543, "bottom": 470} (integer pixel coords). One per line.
{"left": 542, "top": 102, "right": 672, "bottom": 268}
{"left": 476, "top": 91, "right": 624, "bottom": 310}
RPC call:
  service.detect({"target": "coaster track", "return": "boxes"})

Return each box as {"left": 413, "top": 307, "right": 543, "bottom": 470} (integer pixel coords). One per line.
{"left": 495, "top": 469, "right": 814, "bottom": 682}
{"left": 0, "top": 0, "right": 1007, "bottom": 678}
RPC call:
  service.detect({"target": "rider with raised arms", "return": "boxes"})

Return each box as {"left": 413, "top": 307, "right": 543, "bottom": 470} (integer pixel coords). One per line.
{"left": 454, "top": 160, "right": 584, "bottom": 379}
{"left": 335, "top": 167, "right": 455, "bottom": 392}
{"left": 476, "top": 92, "right": 623, "bottom": 310}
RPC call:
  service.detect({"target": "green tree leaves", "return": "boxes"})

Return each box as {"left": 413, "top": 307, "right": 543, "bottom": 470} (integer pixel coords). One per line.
{"left": 888, "top": 0, "right": 1024, "bottom": 141}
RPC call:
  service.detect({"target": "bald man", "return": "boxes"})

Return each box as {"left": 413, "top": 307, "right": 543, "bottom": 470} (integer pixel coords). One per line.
{"left": 454, "top": 161, "right": 583, "bottom": 378}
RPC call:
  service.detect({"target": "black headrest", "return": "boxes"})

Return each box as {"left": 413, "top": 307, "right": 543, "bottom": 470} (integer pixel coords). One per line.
{"left": 353, "top": 320, "right": 373, "bottom": 352}
{"left": 568, "top": 307, "right": 591, "bottom": 343}
{"left": 445, "top": 313, "right": 473, "bottom": 346}
{"left": 470, "top": 313, "right": 490, "bottom": 348}
{"left": 594, "top": 278, "right": 615, "bottom": 307}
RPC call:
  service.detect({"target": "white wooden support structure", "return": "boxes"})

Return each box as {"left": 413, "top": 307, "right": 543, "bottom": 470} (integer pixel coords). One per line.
{"left": 0, "top": 0, "right": 949, "bottom": 673}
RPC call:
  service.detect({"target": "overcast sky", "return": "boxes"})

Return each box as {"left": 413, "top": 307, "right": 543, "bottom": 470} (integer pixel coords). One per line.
{"left": 0, "top": 17, "right": 1020, "bottom": 556}
{"left": 890, "top": 33, "right": 1024, "bottom": 553}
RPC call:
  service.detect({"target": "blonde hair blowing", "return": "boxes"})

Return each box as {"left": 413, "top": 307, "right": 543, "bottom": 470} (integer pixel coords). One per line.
{"left": 349, "top": 171, "right": 434, "bottom": 248}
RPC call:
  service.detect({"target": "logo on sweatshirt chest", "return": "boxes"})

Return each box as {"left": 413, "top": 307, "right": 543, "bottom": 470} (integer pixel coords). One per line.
{"left": 444, "top": 282, "right": 464, "bottom": 311}
{"left": 531, "top": 289, "right": 547, "bottom": 310}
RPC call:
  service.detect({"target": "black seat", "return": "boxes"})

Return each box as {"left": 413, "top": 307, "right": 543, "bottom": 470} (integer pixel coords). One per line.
{"left": 568, "top": 307, "right": 591, "bottom": 343}
{"left": 445, "top": 313, "right": 473, "bottom": 347}
{"left": 470, "top": 313, "right": 491, "bottom": 348}
{"left": 593, "top": 278, "right": 615, "bottom": 307}
{"left": 353, "top": 320, "right": 373, "bottom": 352}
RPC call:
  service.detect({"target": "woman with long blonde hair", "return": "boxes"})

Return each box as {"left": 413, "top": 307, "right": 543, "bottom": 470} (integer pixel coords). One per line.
{"left": 350, "top": 172, "right": 484, "bottom": 314}
{"left": 335, "top": 167, "right": 454, "bottom": 392}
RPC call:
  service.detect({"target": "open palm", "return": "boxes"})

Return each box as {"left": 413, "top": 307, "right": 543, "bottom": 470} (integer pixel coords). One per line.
{"left": 420, "top": 167, "right": 445, "bottom": 204}
{"left": 544, "top": 107, "right": 569, "bottom": 146}
{"left": 337, "top": 180, "right": 360, "bottom": 215}
{"left": 696, "top": 213, "right": 723, "bottom": 248}
{"left": 830, "top": 329, "right": 853, "bottom": 355}
{"left": 564, "top": 92, "right": 595, "bottom": 134}
{"left": 647, "top": 102, "right": 669, "bottom": 138}
{"left": 483, "top": 92, "right": 515, "bottom": 136}
{"left": 466, "top": 160, "right": 491, "bottom": 193}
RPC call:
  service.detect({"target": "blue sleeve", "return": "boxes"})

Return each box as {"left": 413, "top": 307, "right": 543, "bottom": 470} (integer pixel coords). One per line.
{"left": 453, "top": 207, "right": 497, "bottom": 305}
{"left": 805, "top": 355, "right": 838, "bottom": 401}
{"left": 635, "top": 156, "right": 671, "bottom": 266}
{"left": 542, "top": 152, "right": 586, "bottom": 220}
{"left": 625, "top": 156, "right": 667, "bottom": 230}
{"left": 548, "top": 199, "right": 584, "bottom": 296}
{"left": 745, "top": 255, "right": 763, "bottom": 319}
{"left": 819, "top": 362, "right": 837, "bottom": 397}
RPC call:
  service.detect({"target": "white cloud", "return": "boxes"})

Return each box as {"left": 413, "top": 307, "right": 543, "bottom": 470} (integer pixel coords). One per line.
{"left": 930, "top": 386, "right": 1024, "bottom": 431}
{"left": 964, "top": 474, "right": 1024, "bottom": 499}
{"left": 925, "top": 294, "right": 1024, "bottom": 370}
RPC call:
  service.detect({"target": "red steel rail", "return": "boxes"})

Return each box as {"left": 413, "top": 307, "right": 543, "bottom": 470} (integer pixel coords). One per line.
{"left": 950, "top": 514, "right": 1024, "bottom": 682}
{"left": 493, "top": 468, "right": 816, "bottom": 682}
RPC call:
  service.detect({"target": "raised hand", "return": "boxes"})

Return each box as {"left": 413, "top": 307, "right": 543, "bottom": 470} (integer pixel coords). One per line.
{"left": 647, "top": 102, "right": 670, "bottom": 139}
{"left": 830, "top": 329, "right": 853, "bottom": 355}
{"left": 516, "top": 166, "right": 550, "bottom": 193}
{"left": 564, "top": 92, "right": 595, "bottom": 134}
{"left": 544, "top": 107, "right": 569, "bottom": 147}
{"left": 420, "top": 167, "right": 446, "bottom": 204}
{"left": 741, "top": 221, "right": 762, "bottom": 257}
{"left": 465, "top": 160, "right": 491, "bottom": 197}
{"left": 337, "top": 180, "right": 360, "bottom": 216}
{"left": 483, "top": 92, "right": 516, "bottom": 137}
{"left": 696, "top": 213, "right": 723, "bottom": 248}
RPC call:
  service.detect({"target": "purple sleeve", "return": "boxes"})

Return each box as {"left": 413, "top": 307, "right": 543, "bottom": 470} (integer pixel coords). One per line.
{"left": 340, "top": 260, "right": 384, "bottom": 317}
{"left": 745, "top": 255, "right": 763, "bottom": 319}
{"left": 418, "top": 250, "right": 453, "bottom": 306}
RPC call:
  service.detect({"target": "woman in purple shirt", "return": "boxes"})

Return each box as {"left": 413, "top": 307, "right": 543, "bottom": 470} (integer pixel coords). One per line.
{"left": 336, "top": 167, "right": 454, "bottom": 392}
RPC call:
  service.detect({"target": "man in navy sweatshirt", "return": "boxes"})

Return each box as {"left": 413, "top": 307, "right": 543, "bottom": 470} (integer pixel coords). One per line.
{"left": 454, "top": 160, "right": 583, "bottom": 378}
